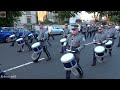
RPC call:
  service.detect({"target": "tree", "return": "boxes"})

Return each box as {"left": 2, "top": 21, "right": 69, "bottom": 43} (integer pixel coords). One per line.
{"left": 0, "top": 11, "right": 23, "bottom": 26}
{"left": 106, "top": 11, "right": 120, "bottom": 24}
{"left": 110, "top": 15, "right": 119, "bottom": 23}
{"left": 86, "top": 11, "right": 108, "bottom": 21}
{"left": 49, "top": 11, "right": 81, "bottom": 23}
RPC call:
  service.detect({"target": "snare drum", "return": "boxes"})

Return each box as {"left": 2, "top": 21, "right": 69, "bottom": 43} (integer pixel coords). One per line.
{"left": 28, "top": 33, "right": 34, "bottom": 39}
{"left": 16, "top": 38, "right": 24, "bottom": 45}
{"left": 9, "top": 34, "right": 16, "bottom": 41}
{"left": 60, "top": 53, "right": 77, "bottom": 70}
{"left": 105, "top": 40, "right": 113, "bottom": 49}
{"left": 94, "top": 46, "right": 105, "bottom": 57}
{"left": 60, "top": 38, "right": 67, "bottom": 45}
{"left": 31, "top": 42, "right": 43, "bottom": 53}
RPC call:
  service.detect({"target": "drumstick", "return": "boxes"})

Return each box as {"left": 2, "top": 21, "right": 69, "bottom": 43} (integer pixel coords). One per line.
{"left": 84, "top": 42, "right": 94, "bottom": 46}
{"left": 66, "top": 49, "right": 75, "bottom": 52}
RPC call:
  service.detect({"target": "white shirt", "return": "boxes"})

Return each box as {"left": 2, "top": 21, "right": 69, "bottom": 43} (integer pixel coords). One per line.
{"left": 115, "top": 25, "right": 120, "bottom": 30}
{"left": 48, "top": 26, "right": 53, "bottom": 33}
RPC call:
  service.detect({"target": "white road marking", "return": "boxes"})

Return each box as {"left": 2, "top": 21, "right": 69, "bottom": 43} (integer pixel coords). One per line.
{"left": 3, "top": 58, "right": 45, "bottom": 73}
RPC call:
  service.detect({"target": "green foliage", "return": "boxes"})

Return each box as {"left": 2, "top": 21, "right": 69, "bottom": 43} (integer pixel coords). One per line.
{"left": 0, "top": 11, "right": 23, "bottom": 26}
{"left": 43, "top": 18, "right": 54, "bottom": 24}
{"left": 49, "top": 11, "right": 81, "bottom": 21}
{"left": 110, "top": 15, "right": 120, "bottom": 23}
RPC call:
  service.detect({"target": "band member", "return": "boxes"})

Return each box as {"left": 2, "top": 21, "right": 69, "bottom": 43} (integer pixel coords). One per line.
{"left": 104, "top": 24, "right": 117, "bottom": 55}
{"left": 10, "top": 24, "right": 19, "bottom": 46}
{"left": 17, "top": 24, "right": 32, "bottom": 52}
{"left": 115, "top": 24, "right": 120, "bottom": 47}
{"left": 87, "top": 24, "right": 93, "bottom": 38}
{"left": 81, "top": 25, "right": 87, "bottom": 39}
{"left": 28, "top": 24, "right": 35, "bottom": 43}
{"left": 105, "top": 24, "right": 117, "bottom": 43}
{"left": 46, "top": 27, "right": 51, "bottom": 46}
{"left": 60, "top": 24, "right": 70, "bottom": 53}
{"left": 30, "top": 24, "right": 38, "bottom": 43}
{"left": 92, "top": 24, "right": 98, "bottom": 37}
{"left": 92, "top": 26, "right": 108, "bottom": 66}
{"left": 62, "top": 23, "right": 70, "bottom": 38}
{"left": 64, "top": 24, "right": 85, "bottom": 79}
{"left": 48, "top": 23, "right": 55, "bottom": 40}
{"left": 33, "top": 24, "right": 51, "bottom": 63}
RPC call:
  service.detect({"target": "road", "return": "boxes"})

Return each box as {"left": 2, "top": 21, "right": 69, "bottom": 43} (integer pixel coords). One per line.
{"left": 0, "top": 34, "right": 120, "bottom": 79}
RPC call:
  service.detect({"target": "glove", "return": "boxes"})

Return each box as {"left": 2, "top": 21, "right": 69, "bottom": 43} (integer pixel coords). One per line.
{"left": 75, "top": 48, "right": 79, "bottom": 53}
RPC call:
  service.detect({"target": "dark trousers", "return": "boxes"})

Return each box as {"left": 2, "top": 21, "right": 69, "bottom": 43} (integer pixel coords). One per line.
{"left": 92, "top": 31, "right": 96, "bottom": 36}
{"left": 48, "top": 33, "right": 54, "bottom": 40}
{"left": 87, "top": 32, "right": 92, "bottom": 38}
{"left": 11, "top": 40, "right": 16, "bottom": 46}
{"left": 29, "top": 39, "right": 33, "bottom": 43}
{"left": 20, "top": 40, "right": 32, "bottom": 51}
{"left": 60, "top": 46, "right": 66, "bottom": 53}
{"left": 117, "top": 37, "right": 120, "bottom": 46}
{"left": 66, "top": 53, "right": 83, "bottom": 79}
{"left": 33, "top": 33, "right": 38, "bottom": 42}
{"left": 92, "top": 50, "right": 97, "bottom": 65}
{"left": 10, "top": 36, "right": 19, "bottom": 46}
{"left": 34, "top": 46, "right": 51, "bottom": 62}
{"left": 82, "top": 32, "right": 86, "bottom": 39}
{"left": 60, "top": 42, "right": 66, "bottom": 53}
{"left": 66, "top": 64, "right": 83, "bottom": 79}
{"left": 47, "top": 40, "right": 51, "bottom": 46}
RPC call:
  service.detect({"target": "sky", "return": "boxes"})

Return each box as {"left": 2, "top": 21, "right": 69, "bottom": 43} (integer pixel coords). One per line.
{"left": 69, "top": 11, "right": 95, "bottom": 23}
{"left": 37, "top": 11, "right": 96, "bottom": 22}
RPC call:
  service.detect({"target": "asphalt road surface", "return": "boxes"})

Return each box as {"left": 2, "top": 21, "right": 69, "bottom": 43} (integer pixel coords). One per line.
{"left": 0, "top": 35, "right": 120, "bottom": 79}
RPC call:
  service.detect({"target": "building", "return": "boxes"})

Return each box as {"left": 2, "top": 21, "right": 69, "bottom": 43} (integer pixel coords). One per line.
{"left": 16, "top": 11, "right": 37, "bottom": 25}
{"left": 37, "top": 11, "right": 47, "bottom": 22}
{"left": 46, "top": 12, "right": 59, "bottom": 22}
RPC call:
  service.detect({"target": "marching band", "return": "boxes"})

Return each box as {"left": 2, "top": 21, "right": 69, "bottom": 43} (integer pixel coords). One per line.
{"left": 0, "top": 21, "right": 120, "bottom": 79}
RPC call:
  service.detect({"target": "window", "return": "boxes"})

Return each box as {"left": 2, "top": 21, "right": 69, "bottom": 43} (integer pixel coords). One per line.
{"left": 26, "top": 11, "right": 31, "bottom": 15}
{"left": 27, "top": 18, "right": 31, "bottom": 23}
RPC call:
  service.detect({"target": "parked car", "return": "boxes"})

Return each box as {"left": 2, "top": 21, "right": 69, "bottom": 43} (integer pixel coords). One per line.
{"left": 44, "top": 25, "right": 64, "bottom": 35}
{"left": 33, "top": 25, "right": 40, "bottom": 36}
{"left": 16, "top": 27, "right": 32, "bottom": 38}
{"left": 0, "top": 27, "right": 14, "bottom": 42}
{"left": 0, "top": 27, "right": 32, "bottom": 43}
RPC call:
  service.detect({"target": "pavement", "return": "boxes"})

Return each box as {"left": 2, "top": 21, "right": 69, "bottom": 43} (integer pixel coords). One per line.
{"left": 0, "top": 34, "right": 120, "bottom": 79}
